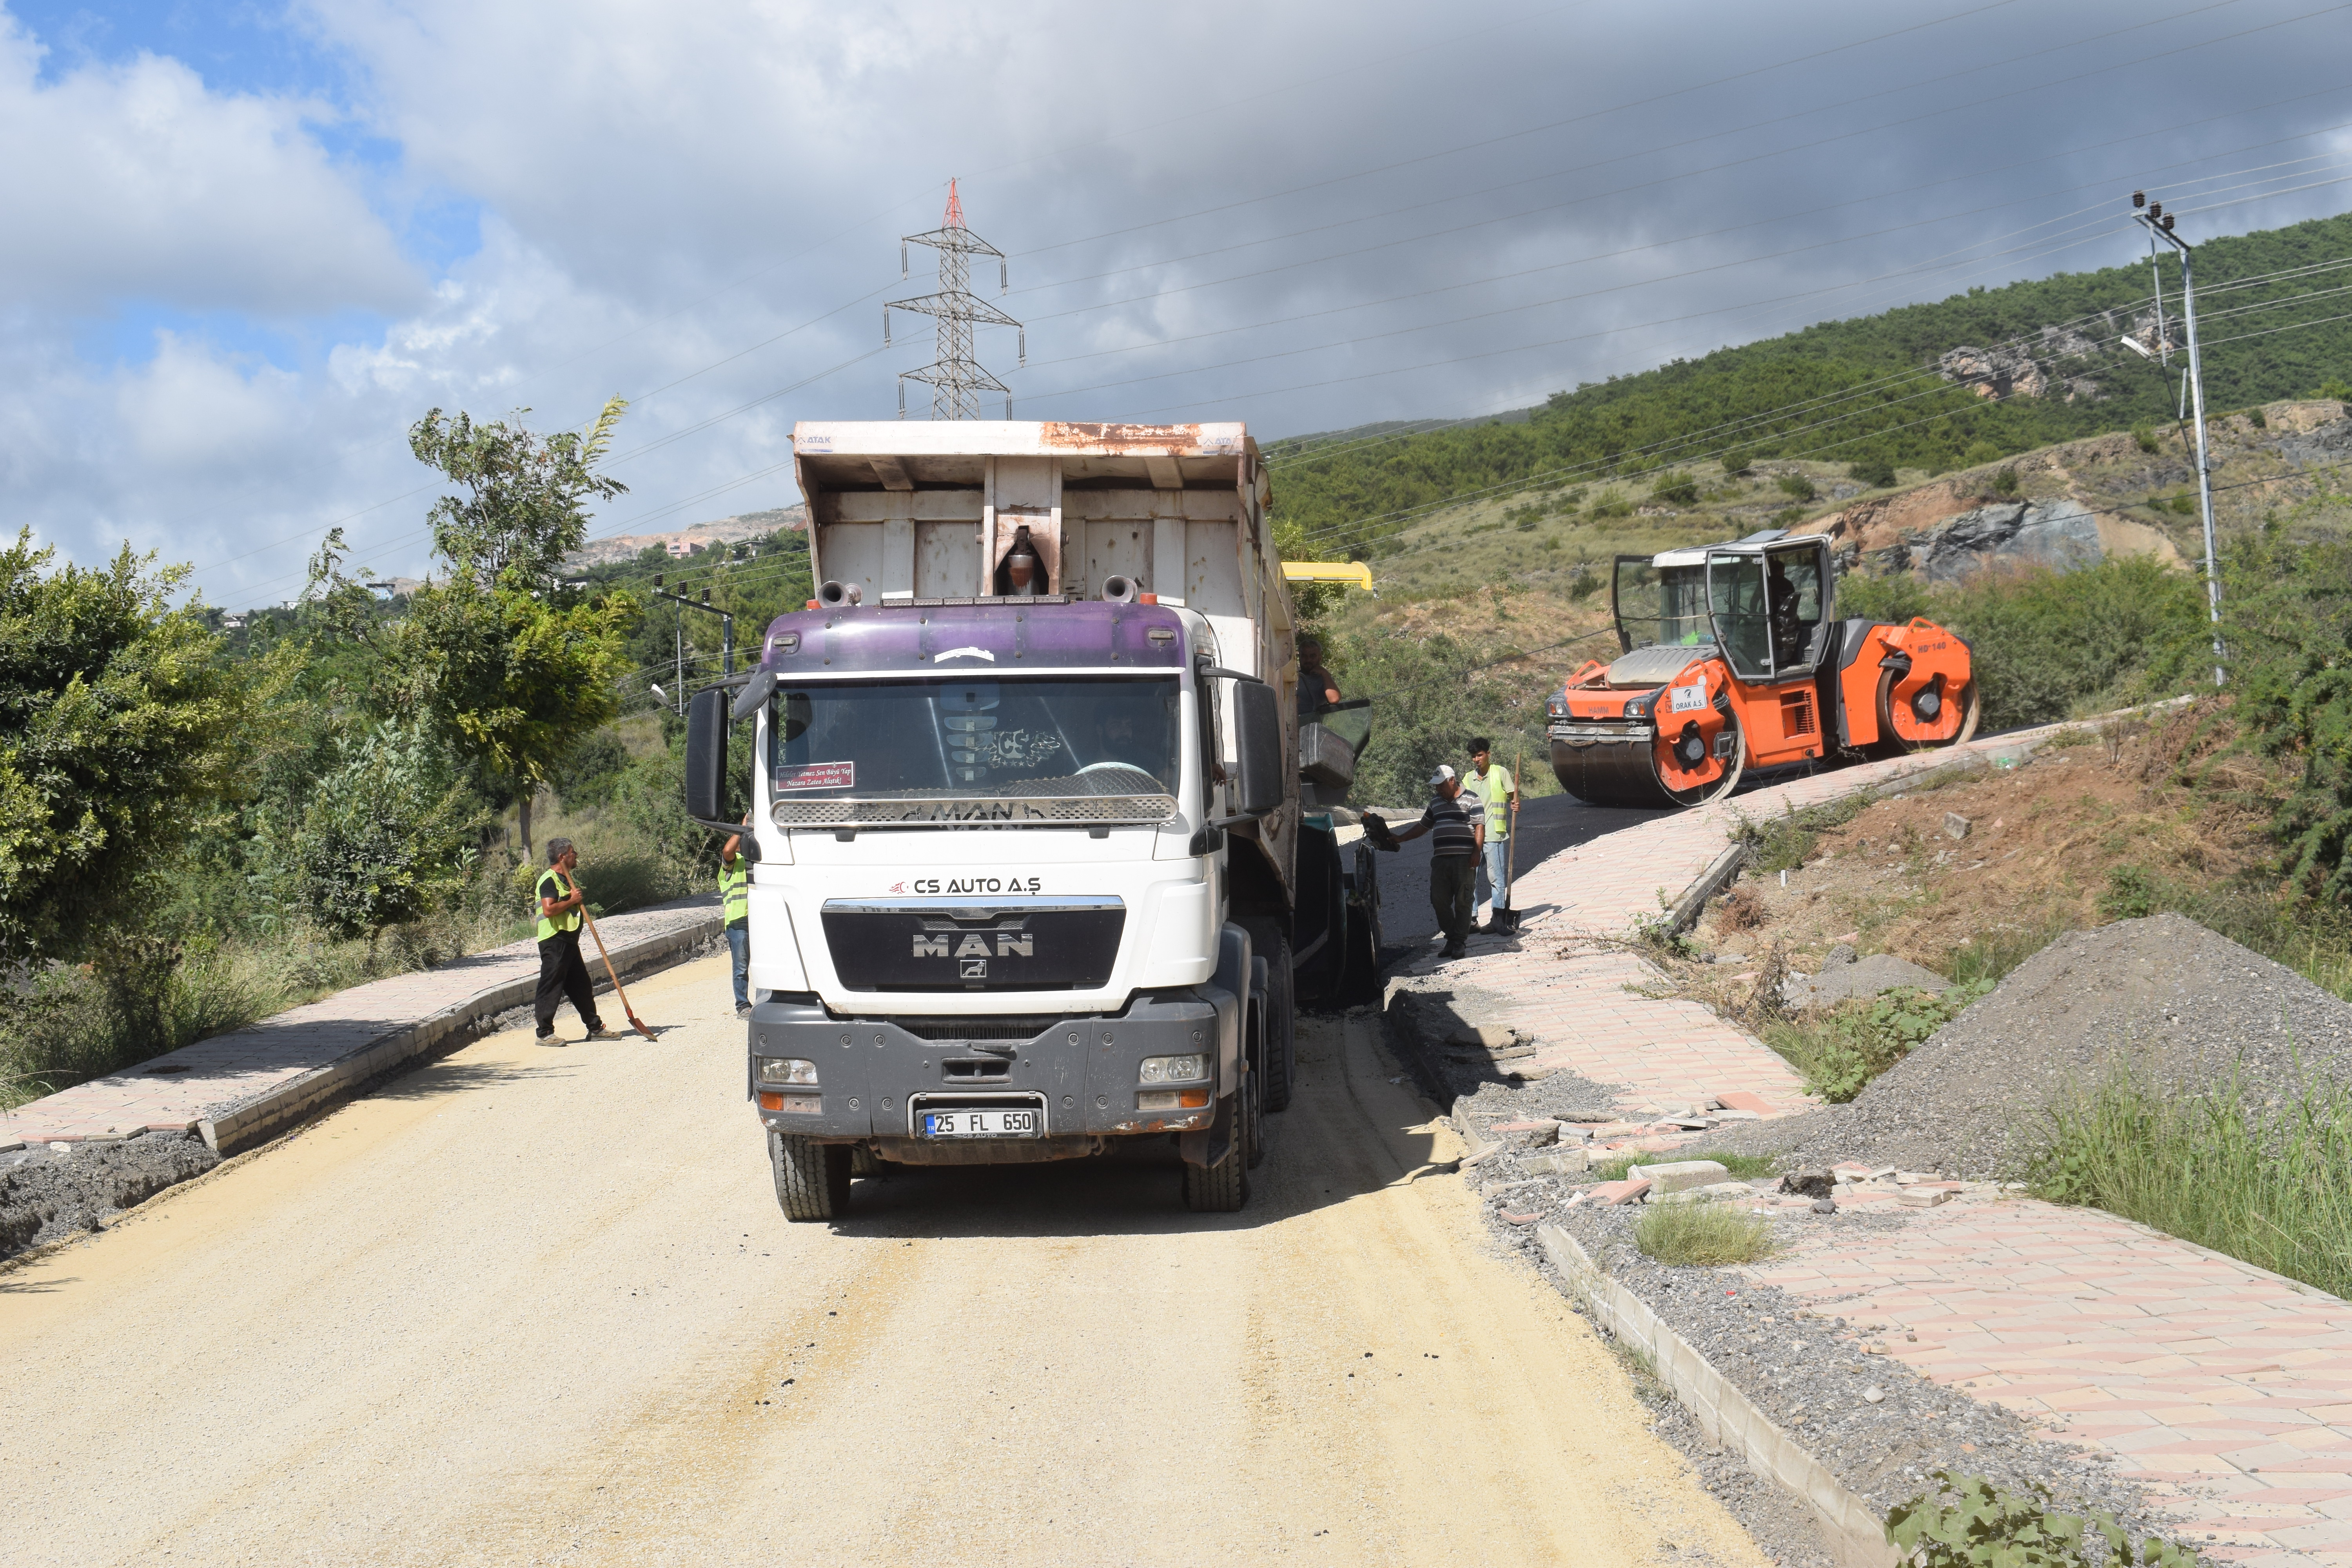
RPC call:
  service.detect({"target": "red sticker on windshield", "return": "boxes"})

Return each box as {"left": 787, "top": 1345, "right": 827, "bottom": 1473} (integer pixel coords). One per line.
{"left": 775, "top": 760, "right": 855, "bottom": 791}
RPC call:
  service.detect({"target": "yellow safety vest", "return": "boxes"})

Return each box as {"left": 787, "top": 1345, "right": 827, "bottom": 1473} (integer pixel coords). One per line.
{"left": 720, "top": 858, "right": 750, "bottom": 926}
{"left": 536, "top": 869, "right": 582, "bottom": 941}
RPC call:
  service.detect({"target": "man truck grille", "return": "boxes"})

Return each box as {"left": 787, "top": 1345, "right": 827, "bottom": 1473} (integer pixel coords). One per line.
{"left": 820, "top": 898, "right": 1125, "bottom": 992}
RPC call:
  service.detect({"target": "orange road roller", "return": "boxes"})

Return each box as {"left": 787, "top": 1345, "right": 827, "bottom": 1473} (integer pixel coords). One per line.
{"left": 1546, "top": 530, "right": 1979, "bottom": 808}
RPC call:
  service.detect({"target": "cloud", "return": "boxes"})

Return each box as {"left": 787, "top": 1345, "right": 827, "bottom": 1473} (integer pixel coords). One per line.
{"left": 0, "top": 11, "right": 418, "bottom": 314}
{"left": 7, "top": 0, "right": 2352, "bottom": 608}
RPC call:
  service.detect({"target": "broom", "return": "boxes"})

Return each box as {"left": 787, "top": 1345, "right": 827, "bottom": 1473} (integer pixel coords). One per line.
{"left": 579, "top": 904, "right": 658, "bottom": 1039}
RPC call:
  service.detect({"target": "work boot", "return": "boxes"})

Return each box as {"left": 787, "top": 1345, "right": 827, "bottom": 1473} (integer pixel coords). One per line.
{"left": 1441, "top": 941, "right": 1468, "bottom": 960}
{"left": 584, "top": 1021, "right": 621, "bottom": 1040}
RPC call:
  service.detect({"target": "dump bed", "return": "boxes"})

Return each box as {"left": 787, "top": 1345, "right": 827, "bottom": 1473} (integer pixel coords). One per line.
{"left": 788, "top": 419, "right": 1301, "bottom": 908}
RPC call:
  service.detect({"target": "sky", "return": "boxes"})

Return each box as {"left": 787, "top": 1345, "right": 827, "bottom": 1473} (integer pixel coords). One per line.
{"left": 5, "top": 0, "right": 2351, "bottom": 610}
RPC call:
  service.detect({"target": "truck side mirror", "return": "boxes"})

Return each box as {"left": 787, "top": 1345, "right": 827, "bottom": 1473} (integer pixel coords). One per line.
{"left": 685, "top": 687, "right": 728, "bottom": 823}
{"left": 1233, "top": 679, "right": 1285, "bottom": 819}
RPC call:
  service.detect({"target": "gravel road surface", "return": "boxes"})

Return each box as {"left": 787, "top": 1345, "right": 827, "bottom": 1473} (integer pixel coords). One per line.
{"left": 0, "top": 953, "right": 1765, "bottom": 1568}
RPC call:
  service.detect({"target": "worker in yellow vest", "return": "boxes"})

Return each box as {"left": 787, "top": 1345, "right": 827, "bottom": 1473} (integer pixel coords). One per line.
{"left": 535, "top": 839, "right": 612, "bottom": 1044}
{"left": 720, "top": 817, "right": 753, "bottom": 1017}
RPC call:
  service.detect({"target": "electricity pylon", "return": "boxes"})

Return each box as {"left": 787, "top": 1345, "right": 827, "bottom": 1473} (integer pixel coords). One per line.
{"left": 886, "top": 181, "right": 1025, "bottom": 419}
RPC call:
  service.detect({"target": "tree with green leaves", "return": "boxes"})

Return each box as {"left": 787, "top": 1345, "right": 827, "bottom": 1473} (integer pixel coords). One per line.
{"left": 0, "top": 530, "right": 288, "bottom": 969}
{"left": 329, "top": 399, "right": 642, "bottom": 853}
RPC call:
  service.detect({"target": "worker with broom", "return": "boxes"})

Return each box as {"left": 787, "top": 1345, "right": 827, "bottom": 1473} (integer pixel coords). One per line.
{"left": 535, "top": 839, "right": 615, "bottom": 1044}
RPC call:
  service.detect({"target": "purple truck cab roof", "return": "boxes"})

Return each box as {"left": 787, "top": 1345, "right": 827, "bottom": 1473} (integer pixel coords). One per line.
{"left": 758, "top": 601, "right": 1190, "bottom": 675}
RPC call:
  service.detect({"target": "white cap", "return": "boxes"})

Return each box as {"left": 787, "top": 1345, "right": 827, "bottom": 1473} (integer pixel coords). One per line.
{"left": 1429, "top": 764, "right": 1456, "bottom": 786}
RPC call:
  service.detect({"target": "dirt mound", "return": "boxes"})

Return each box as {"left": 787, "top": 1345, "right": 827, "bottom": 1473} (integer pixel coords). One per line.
{"left": 1717, "top": 912, "right": 2352, "bottom": 1178}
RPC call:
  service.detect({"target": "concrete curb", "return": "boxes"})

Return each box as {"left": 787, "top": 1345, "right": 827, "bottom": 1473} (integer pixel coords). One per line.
{"left": 1537, "top": 1223, "right": 1898, "bottom": 1568}
{"left": 1668, "top": 841, "right": 1749, "bottom": 934}
{"left": 195, "top": 913, "right": 723, "bottom": 1156}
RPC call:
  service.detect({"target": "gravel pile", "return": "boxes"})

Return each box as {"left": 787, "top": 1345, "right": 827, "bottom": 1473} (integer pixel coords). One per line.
{"left": 1710, "top": 912, "right": 2352, "bottom": 1178}
{"left": 0, "top": 1131, "right": 219, "bottom": 1259}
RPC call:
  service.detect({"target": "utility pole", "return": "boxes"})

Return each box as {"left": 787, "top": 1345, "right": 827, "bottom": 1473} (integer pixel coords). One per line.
{"left": 651, "top": 574, "right": 735, "bottom": 695}
{"left": 886, "top": 180, "right": 1025, "bottom": 420}
{"left": 2133, "top": 191, "right": 2225, "bottom": 689}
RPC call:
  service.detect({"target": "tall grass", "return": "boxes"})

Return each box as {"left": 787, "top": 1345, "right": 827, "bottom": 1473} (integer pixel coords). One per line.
{"left": 1633, "top": 1199, "right": 1783, "bottom": 1266}
{"left": 2040, "top": 1073, "right": 2352, "bottom": 1300}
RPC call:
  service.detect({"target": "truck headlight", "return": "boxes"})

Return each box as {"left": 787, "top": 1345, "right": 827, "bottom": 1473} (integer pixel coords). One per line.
{"left": 1139, "top": 1054, "right": 1209, "bottom": 1083}
{"left": 757, "top": 1057, "right": 819, "bottom": 1086}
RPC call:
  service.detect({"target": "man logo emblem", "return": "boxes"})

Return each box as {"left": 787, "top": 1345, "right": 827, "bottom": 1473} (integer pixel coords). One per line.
{"left": 960, "top": 958, "right": 988, "bottom": 979}
{"left": 912, "top": 935, "right": 949, "bottom": 958}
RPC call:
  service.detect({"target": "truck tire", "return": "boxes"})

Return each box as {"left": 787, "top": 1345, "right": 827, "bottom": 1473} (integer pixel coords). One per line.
{"left": 1183, "top": 1084, "right": 1254, "bottom": 1213}
{"left": 1243, "top": 1002, "right": 1268, "bottom": 1170}
{"left": 1238, "top": 918, "right": 1296, "bottom": 1111}
{"left": 770, "top": 1131, "right": 850, "bottom": 1221}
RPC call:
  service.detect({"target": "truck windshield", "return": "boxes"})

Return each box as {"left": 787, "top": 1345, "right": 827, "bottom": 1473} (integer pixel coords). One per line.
{"left": 768, "top": 676, "right": 1183, "bottom": 826}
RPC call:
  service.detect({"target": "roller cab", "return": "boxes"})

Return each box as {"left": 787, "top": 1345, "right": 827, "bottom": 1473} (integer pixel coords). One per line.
{"left": 1545, "top": 530, "right": 1978, "bottom": 809}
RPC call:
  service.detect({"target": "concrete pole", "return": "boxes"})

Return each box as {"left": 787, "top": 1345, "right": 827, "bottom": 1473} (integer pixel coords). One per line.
{"left": 2175, "top": 245, "right": 2225, "bottom": 689}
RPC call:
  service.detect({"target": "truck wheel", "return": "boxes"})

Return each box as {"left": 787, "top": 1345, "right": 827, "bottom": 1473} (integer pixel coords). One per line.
{"left": 770, "top": 1131, "right": 850, "bottom": 1221}
{"left": 1183, "top": 1089, "right": 1253, "bottom": 1213}
{"left": 1244, "top": 1028, "right": 1269, "bottom": 1170}
{"left": 1238, "top": 919, "right": 1297, "bottom": 1111}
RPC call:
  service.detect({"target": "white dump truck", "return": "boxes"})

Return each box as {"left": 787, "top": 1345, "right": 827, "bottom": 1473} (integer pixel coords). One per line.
{"left": 682, "top": 421, "right": 1376, "bottom": 1218}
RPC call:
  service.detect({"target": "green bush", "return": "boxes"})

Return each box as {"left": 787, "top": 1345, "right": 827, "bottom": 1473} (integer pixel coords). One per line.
{"left": 1720, "top": 451, "right": 1753, "bottom": 475}
{"left": 558, "top": 727, "right": 632, "bottom": 810}
{"left": 1767, "top": 982, "right": 1991, "bottom": 1103}
{"left": 1633, "top": 1199, "right": 1781, "bottom": 1266}
{"left": 1962, "top": 439, "right": 2003, "bottom": 466}
{"left": 2131, "top": 424, "right": 2160, "bottom": 454}
{"left": 1652, "top": 476, "right": 1700, "bottom": 506}
{"left": 1993, "top": 466, "right": 2020, "bottom": 497}
{"left": 2222, "top": 531, "right": 2352, "bottom": 902}
{"left": 1849, "top": 457, "right": 1898, "bottom": 489}
{"left": 1887, "top": 1470, "right": 2193, "bottom": 1568}
{"left": 1775, "top": 473, "right": 1818, "bottom": 501}
{"left": 272, "top": 722, "right": 481, "bottom": 938}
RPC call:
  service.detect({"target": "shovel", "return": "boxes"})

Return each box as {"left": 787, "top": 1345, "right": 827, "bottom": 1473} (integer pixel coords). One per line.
{"left": 579, "top": 904, "right": 658, "bottom": 1039}
{"left": 1501, "top": 743, "right": 1524, "bottom": 936}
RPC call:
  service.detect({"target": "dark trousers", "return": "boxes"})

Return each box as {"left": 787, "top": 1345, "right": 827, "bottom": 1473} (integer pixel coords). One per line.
{"left": 535, "top": 930, "right": 601, "bottom": 1034}
{"left": 1430, "top": 857, "right": 1476, "bottom": 947}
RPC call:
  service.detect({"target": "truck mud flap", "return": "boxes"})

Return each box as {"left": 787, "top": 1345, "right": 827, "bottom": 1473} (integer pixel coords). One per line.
{"left": 1178, "top": 1091, "right": 1235, "bottom": 1169}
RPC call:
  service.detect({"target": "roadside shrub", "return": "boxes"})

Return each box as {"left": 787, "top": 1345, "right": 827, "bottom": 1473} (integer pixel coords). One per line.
{"left": 1633, "top": 1199, "right": 1781, "bottom": 1266}
{"left": 1566, "top": 565, "right": 1604, "bottom": 601}
{"left": 1766, "top": 982, "right": 1991, "bottom": 1103}
{"left": 1720, "top": 451, "right": 1753, "bottom": 476}
{"left": 1887, "top": 1469, "right": 2194, "bottom": 1568}
{"left": 1962, "top": 439, "right": 2003, "bottom": 466}
{"left": 1775, "top": 473, "right": 1818, "bottom": 502}
{"left": 2131, "top": 424, "right": 2161, "bottom": 453}
{"left": 1652, "top": 476, "right": 1700, "bottom": 506}
{"left": 1992, "top": 467, "right": 2020, "bottom": 498}
{"left": 1849, "top": 457, "right": 1898, "bottom": 489}
{"left": 558, "top": 727, "right": 632, "bottom": 810}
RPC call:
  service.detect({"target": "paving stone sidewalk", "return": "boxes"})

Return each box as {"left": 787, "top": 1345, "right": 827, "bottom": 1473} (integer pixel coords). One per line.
{"left": 2, "top": 898, "right": 720, "bottom": 1152}
{"left": 1405, "top": 726, "right": 2063, "bottom": 1114}
{"left": 1751, "top": 1200, "right": 2352, "bottom": 1568}
{"left": 1404, "top": 722, "right": 2352, "bottom": 1566}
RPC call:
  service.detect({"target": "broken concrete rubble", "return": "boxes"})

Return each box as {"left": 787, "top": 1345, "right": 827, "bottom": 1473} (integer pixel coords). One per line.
{"left": 1626, "top": 1159, "right": 1729, "bottom": 1194}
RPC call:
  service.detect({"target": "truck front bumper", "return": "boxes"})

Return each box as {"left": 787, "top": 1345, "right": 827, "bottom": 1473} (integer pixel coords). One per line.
{"left": 746, "top": 987, "right": 1235, "bottom": 1147}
